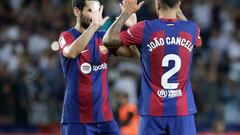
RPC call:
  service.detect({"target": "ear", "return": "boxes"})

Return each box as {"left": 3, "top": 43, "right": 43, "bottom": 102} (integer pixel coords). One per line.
{"left": 155, "top": 0, "right": 161, "bottom": 11}
{"left": 155, "top": 0, "right": 161, "bottom": 14}
{"left": 73, "top": 7, "right": 81, "bottom": 17}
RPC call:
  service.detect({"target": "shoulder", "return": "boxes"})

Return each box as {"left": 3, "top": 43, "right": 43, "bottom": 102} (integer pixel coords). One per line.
{"left": 59, "top": 28, "right": 74, "bottom": 37}
{"left": 129, "top": 21, "right": 145, "bottom": 28}
{"left": 58, "top": 30, "right": 74, "bottom": 45}
{"left": 59, "top": 28, "right": 76, "bottom": 43}
{"left": 144, "top": 19, "right": 167, "bottom": 29}
{"left": 61, "top": 27, "right": 74, "bottom": 34}
{"left": 144, "top": 19, "right": 159, "bottom": 23}
{"left": 129, "top": 21, "right": 145, "bottom": 31}
{"left": 58, "top": 28, "right": 75, "bottom": 51}
{"left": 180, "top": 20, "right": 199, "bottom": 28}
{"left": 178, "top": 20, "right": 200, "bottom": 32}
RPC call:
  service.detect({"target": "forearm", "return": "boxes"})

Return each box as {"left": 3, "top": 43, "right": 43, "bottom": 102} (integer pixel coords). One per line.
{"left": 103, "top": 12, "right": 131, "bottom": 48}
{"left": 115, "top": 46, "right": 140, "bottom": 58}
{"left": 63, "top": 24, "right": 99, "bottom": 58}
{"left": 130, "top": 46, "right": 140, "bottom": 58}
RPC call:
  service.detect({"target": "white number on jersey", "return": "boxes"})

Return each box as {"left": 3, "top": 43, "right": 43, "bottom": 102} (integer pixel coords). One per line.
{"left": 161, "top": 54, "right": 181, "bottom": 89}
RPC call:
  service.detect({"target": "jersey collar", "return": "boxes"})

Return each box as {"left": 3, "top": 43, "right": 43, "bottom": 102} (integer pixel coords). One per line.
{"left": 160, "top": 18, "right": 178, "bottom": 22}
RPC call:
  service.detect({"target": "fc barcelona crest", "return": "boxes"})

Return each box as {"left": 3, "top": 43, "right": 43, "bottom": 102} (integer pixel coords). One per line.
{"left": 99, "top": 45, "right": 108, "bottom": 55}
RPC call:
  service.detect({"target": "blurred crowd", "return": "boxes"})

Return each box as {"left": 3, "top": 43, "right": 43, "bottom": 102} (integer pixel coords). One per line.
{"left": 0, "top": 0, "right": 240, "bottom": 133}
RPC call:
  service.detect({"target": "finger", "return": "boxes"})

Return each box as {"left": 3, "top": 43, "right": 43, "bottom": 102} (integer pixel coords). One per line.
{"left": 137, "top": 1, "right": 145, "bottom": 10}
{"left": 122, "top": 0, "right": 126, "bottom": 6}
{"left": 100, "top": 5, "right": 104, "bottom": 14}
{"left": 119, "top": 3, "right": 123, "bottom": 11}
{"left": 103, "top": 16, "right": 110, "bottom": 23}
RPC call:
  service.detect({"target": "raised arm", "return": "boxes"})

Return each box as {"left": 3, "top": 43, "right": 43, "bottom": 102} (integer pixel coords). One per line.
{"left": 103, "top": 0, "right": 144, "bottom": 48}
{"left": 62, "top": 5, "right": 109, "bottom": 59}
{"left": 113, "top": 3, "right": 140, "bottom": 58}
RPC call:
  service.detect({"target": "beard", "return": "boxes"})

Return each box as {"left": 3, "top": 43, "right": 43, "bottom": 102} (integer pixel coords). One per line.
{"left": 80, "top": 14, "right": 92, "bottom": 29}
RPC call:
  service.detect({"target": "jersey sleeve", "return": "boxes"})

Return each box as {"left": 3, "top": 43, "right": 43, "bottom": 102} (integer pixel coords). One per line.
{"left": 119, "top": 21, "right": 145, "bottom": 46}
{"left": 58, "top": 32, "right": 75, "bottom": 53}
{"left": 195, "top": 24, "right": 202, "bottom": 48}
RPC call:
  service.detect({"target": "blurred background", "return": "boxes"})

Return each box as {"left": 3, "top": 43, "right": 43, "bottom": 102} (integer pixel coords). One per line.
{"left": 0, "top": 0, "right": 240, "bottom": 134}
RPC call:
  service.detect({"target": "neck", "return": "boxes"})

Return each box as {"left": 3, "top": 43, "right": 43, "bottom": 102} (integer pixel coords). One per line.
{"left": 158, "top": 8, "right": 177, "bottom": 19}
{"left": 75, "top": 18, "right": 86, "bottom": 33}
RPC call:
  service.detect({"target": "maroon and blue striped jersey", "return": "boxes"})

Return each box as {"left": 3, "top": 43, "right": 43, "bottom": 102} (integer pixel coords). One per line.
{"left": 58, "top": 28, "right": 114, "bottom": 123}
{"left": 120, "top": 18, "right": 202, "bottom": 116}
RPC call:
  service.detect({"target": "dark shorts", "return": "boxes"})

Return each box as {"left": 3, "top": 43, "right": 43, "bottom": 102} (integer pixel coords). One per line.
{"left": 138, "top": 115, "right": 197, "bottom": 135}
{"left": 61, "top": 121, "right": 120, "bottom": 135}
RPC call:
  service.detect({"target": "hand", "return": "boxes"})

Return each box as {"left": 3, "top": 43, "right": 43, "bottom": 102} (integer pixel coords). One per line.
{"left": 91, "top": 5, "right": 110, "bottom": 28}
{"left": 119, "top": 3, "right": 137, "bottom": 27}
{"left": 122, "top": 0, "right": 144, "bottom": 15}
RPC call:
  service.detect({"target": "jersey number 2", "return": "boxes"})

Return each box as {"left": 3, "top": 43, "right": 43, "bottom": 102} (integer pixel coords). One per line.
{"left": 161, "top": 54, "right": 181, "bottom": 89}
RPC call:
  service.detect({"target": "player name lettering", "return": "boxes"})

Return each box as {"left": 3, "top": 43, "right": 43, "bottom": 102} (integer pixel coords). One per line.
{"left": 147, "top": 37, "right": 194, "bottom": 52}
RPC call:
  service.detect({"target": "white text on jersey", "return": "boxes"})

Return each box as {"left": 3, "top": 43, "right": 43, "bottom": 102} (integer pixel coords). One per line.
{"left": 147, "top": 37, "right": 194, "bottom": 52}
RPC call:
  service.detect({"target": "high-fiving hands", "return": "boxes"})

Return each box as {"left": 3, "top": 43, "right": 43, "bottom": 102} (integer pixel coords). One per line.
{"left": 103, "top": 0, "right": 144, "bottom": 48}
{"left": 90, "top": 5, "right": 109, "bottom": 28}
{"left": 121, "top": 0, "right": 145, "bottom": 16}
{"left": 119, "top": 3, "right": 137, "bottom": 27}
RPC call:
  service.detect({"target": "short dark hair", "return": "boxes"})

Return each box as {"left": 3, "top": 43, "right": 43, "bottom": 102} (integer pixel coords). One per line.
{"left": 160, "top": 0, "right": 179, "bottom": 9}
{"left": 72, "top": 0, "right": 100, "bottom": 10}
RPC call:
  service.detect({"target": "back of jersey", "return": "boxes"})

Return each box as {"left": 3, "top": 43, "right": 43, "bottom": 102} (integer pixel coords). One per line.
{"left": 140, "top": 18, "right": 202, "bottom": 116}
{"left": 120, "top": 18, "right": 201, "bottom": 116}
